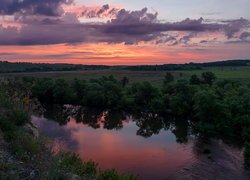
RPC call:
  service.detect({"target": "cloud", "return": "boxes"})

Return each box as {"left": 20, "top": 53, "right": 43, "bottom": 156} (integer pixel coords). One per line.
{"left": 240, "top": 32, "right": 250, "bottom": 40}
{"left": 110, "top": 7, "right": 158, "bottom": 24}
{"left": 0, "top": 7, "right": 249, "bottom": 45}
{"left": 223, "top": 18, "right": 250, "bottom": 38}
{"left": 0, "top": 0, "right": 73, "bottom": 16}
{"left": 179, "top": 32, "right": 197, "bottom": 44}
{"left": 64, "top": 4, "right": 121, "bottom": 19}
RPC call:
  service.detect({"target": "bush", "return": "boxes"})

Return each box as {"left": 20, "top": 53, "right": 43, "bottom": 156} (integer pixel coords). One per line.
{"left": 10, "top": 110, "right": 29, "bottom": 126}
{"left": 11, "top": 131, "right": 42, "bottom": 161}
{"left": 98, "top": 169, "right": 136, "bottom": 180}
{"left": 0, "top": 117, "right": 17, "bottom": 139}
{"left": 48, "top": 152, "right": 137, "bottom": 179}
{"left": 0, "top": 91, "right": 12, "bottom": 108}
{"left": 54, "top": 152, "right": 98, "bottom": 178}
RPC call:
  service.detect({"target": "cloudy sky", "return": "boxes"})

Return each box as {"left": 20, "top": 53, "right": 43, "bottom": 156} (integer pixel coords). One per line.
{"left": 0, "top": 0, "right": 250, "bottom": 65}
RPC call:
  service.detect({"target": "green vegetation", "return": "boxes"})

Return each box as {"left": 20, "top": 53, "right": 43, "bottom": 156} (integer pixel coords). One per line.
{"left": 1, "top": 62, "right": 250, "bottom": 172}
{"left": 49, "top": 152, "right": 136, "bottom": 179}
{"left": 2, "top": 66, "right": 250, "bottom": 88}
{"left": 23, "top": 72, "right": 250, "bottom": 141}
{"left": 18, "top": 71, "right": 250, "bottom": 166}
{"left": 0, "top": 83, "right": 136, "bottom": 179}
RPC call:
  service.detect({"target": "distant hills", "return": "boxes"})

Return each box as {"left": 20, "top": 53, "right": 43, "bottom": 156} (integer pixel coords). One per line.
{"left": 0, "top": 59, "right": 249, "bottom": 73}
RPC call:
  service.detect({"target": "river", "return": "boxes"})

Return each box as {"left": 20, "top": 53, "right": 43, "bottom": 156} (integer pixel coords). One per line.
{"left": 31, "top": 105, "right": 249, "bottom": 179}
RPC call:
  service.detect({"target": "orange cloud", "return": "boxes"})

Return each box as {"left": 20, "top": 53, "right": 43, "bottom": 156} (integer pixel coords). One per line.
{"left": 0, "top": 42, "right": 249, "bottom": 65}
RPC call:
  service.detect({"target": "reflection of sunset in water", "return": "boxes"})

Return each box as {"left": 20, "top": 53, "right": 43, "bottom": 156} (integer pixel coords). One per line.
{"left": 32, "top": 115, "right": 195, "bottom": 179}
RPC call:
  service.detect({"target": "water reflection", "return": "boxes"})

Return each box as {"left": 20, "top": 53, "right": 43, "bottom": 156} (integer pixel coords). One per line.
{"left": 42, "top": 105, "right": 190, "bottom": 141}
{"left": 32, "top": 105, "right": 249, "bottom": 179}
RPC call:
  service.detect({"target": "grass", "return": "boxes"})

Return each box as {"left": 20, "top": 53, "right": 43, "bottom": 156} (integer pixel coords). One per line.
{"left": 1, "top": 66, "right": 250, "bottom": 87}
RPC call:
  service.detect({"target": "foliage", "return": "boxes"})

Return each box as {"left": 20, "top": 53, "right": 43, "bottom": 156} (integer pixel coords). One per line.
{"left": 164, "top": 72, "right": 174, "bottom": 85}
{"left": 98, "top": 169, "right": 136, "bottom": 180}
{"left": 47, "top": 152, "right": 136, "bottom": 180}
{"left": 201, "top": 71, "right": 216, "bottom": 85}
{"left": 51, "top": 152, "right": 98, "bottom": 178}
{"left": 11, "top": 131, "right": 42, "bottom": 161}
{"left": 128, "top": 81, "right": 159, "bottom": 109}
{"left": 190, "top": 74, "right": 201, "bottom": 85}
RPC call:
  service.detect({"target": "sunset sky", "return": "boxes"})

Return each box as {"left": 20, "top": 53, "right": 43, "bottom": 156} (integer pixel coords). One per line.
{"left": 0, "top": 0, "right": 250, "bottom": 65}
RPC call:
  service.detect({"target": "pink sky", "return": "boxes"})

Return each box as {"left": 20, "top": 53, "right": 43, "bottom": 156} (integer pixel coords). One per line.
{"left": 0, "top": 1, "right": 249, "bottom": 65}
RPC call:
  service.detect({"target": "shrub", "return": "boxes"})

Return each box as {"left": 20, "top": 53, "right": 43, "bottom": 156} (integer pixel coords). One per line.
{"left": 10, "top": 109, "right": 29, "bottom": 126}
{"left": 98, "top": 169, "right": 136, "bottom": 180}
{"left": 55, "top": 152, "right": 98, "bottom": 178}
{"left": 0, "top": 117, "right": 17, "bottom": 140}
{"left": 11, "top": 131, "right": 41, "bottom": 161}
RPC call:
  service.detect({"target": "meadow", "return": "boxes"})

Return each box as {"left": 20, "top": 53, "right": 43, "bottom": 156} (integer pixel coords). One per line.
{"left": 1, "top": 66, "right": 250, "bottom": 86}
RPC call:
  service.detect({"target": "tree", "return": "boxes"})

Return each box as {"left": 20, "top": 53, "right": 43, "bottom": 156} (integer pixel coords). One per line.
{"left": 193, "top": 89, "right": 231, "bottom": 133}
{"left": 121, "top": 77, "right": 129, "bottom": 88}
{"left": 32, "top": 78, "right": 54, "bottom": 103}
{"left": 72, "top": 78, "right": 86, "bottom": 103}
{"left": 130, "top": 82, "right": 159, "bottom": 106}
{"left": 53, "top": 79, "right": 72, "bottom": 104}
{"left": 201, "top": 71, "right": 216, "bottom": 86}
{"left": 190, "top": 74, "right": 201, "bottom": 85}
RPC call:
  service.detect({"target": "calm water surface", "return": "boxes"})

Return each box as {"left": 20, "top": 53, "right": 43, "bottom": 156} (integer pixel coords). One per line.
{"left": 32, "top": 105, "right": 249, "bottom": 179}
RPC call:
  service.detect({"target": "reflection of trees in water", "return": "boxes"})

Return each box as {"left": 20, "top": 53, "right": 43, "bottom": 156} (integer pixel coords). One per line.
{"left": 74, "top": 107, "right": 103, "bottom": 129}
{"left": 43, "top": 105, "right": 126, "bottom": 130}
{"left": 43, "top": 105, "right": 190, "bottom": 142}
{"left": 103, "top": 110, "right": 126, "bottom": 130}
{"left": 170, "top": 118, "right": 189, "bottom": 143}
{"left": 43, "top": 104, "right": 71, "bottom": 125}
{"left": 133, "top": 112, "right": 190, "bottom": 142}
{"left": 133, "top": 112, "right": 170, "bottom": 138}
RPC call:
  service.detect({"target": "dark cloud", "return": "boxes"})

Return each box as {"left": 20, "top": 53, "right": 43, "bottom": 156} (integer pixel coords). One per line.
{"left": 179, "top": 32, "right": 197, "bottom": 44}
{"left": 0, "top": 0, "right": 73, "bottom": 16}
{"left": 226, "top": 40, "right": 250, "bottom": 44}
{"left": 110, "top": 8, "right": 158, "bottom": 24}
{"left": 74, "top": 4, "right": 120, "bottom": 19}
{"left": 223, "top": 18, "right": 250, "bottom": 38}
{"left": 0, "top": 7, "right": 249, "bottom": 45}
{"left": 97, "top": 4, "right": 110, "bottom": 17}
{"left": 240, "top": 32, "right": 250, "bottom": 40}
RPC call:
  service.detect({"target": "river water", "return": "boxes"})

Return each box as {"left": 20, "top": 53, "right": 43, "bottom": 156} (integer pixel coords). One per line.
{"left": 31, "top": 105, "right": 249, "bottom": 179}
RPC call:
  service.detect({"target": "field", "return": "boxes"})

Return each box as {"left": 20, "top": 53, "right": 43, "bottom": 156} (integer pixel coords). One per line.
{"left": 1, "top": 66, "right": 250, "bottom": 86}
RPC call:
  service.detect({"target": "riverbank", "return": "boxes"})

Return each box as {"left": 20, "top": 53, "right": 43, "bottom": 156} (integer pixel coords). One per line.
{"left": 0, "top": 121, "right": 136, "bottom": 179}
{"left": 0, "top": 85, "right": 136, "bottom": 180}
